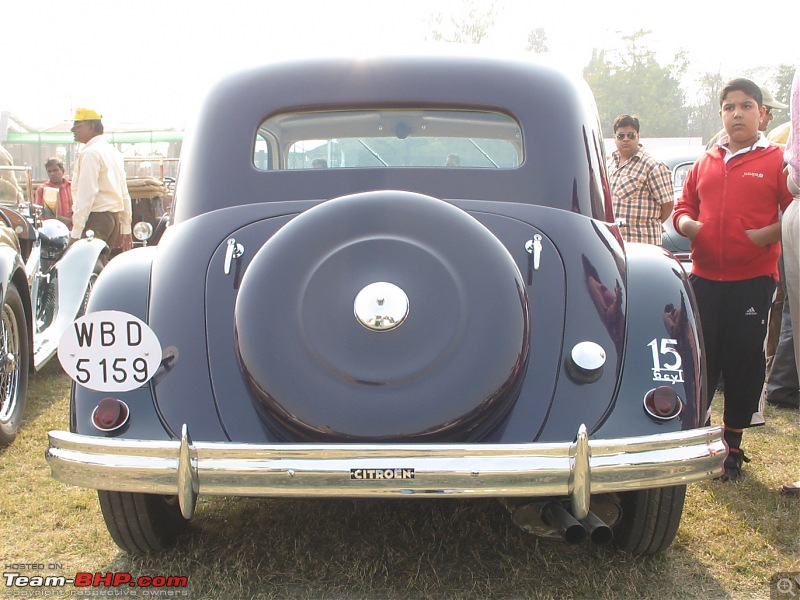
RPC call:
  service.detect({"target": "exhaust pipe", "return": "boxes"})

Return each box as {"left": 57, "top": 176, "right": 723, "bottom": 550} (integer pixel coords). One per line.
{"left": 505, "top": 499, "right": 616, "bottom": 546}
{"left": 541, "top": 502, "right": 586, "bottom": 544}
{"left": 579, "top": 511, "right": 613, "bottom": 545}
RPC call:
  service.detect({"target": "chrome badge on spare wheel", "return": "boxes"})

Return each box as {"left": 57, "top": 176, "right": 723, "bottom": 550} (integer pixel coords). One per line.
{"left": 354, "top": 281, "right": 409, "bottom": 331}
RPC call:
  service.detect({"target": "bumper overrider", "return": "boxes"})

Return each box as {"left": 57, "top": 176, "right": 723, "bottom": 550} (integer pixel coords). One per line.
{"left": 47, "top": 424, "right": 726, "bottom": 520}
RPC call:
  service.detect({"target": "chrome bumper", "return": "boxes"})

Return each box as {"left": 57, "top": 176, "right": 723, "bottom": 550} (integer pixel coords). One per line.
{"left": 47, "top": 424, "right": 726, "bottom": 520}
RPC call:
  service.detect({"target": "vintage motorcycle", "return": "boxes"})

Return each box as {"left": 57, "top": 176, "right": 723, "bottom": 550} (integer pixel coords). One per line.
{"left": 0, "top": 165, "right": 107, "bottom": 445}
{"left": 23, "top": 215, "right": 106, "bottom": 367}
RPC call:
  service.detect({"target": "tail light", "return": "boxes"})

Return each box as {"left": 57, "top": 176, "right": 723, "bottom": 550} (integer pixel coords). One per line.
{"left": 91, "top": 398, "right": 130, "bottom": 431}
{"left": 644, "top": 386, "right": 683, "bottom": 420}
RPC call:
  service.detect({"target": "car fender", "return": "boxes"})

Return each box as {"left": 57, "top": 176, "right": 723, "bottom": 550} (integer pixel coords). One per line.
{"left": 594, "top": 243, "right": 704, "bottom": 438}
{"left": 68, "top": 247, "right": 173, "bottom": 439}
{"left": 0, "top": 244, "right": 32, "bottom": 352}
{"left": 32, "top": 239, "right": 108, "bottom": 370}
{"left": 84, "top": 246, "right": 153, "bottom": 317}
{"left": 49, "top": 238, "right": 107, "bottom": 323}
{"left": 0, "top": 243, "right": 25, "bottom": 295}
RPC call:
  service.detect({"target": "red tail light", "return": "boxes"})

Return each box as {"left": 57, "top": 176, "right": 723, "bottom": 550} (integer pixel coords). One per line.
{"left": 644, "top": 386, "right": 682, "bottom": 420}
{"left": 91, "top": 398, "right": 130, "bottom": 431}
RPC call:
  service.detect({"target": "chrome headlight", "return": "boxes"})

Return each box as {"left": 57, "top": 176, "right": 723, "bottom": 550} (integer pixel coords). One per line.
{"left": 133, "top": 221, "right": 154, "bottom": 242}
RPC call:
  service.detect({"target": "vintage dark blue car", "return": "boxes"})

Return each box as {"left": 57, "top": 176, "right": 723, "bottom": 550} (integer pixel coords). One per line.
{"left": 47, "top": 55, "right": 726, "bottom": 555}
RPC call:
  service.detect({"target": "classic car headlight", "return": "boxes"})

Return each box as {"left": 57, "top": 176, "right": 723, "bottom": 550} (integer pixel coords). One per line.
{"left": 133, "top": 221, "right": 154, "bottom": 242}
{"left": 39, "top": 218, "right": 70, "bottom": 256}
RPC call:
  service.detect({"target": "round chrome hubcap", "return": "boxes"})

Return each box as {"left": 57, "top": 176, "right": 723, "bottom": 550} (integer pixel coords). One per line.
{"left": 354, "top": 282, "right": 409, "bottom": 332}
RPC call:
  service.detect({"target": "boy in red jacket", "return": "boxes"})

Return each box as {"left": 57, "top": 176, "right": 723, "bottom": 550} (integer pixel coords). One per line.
{"left": 674, "top": 78, "right": 793, "bottom": 480}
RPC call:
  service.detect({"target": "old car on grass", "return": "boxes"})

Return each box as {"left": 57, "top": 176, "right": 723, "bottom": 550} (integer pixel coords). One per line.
{"left": 0, "top": 166, "right": 30, "bottom": 446}
{"left": 0, "top": 165, "right": 107, "bottom": 445}
{"left": 47, "top": 55, "right": 726, "bottom": 555}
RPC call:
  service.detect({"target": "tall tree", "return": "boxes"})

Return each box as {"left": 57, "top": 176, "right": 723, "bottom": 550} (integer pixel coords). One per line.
{"left": 526, "top": 28, "right": 548, "bottom": 54}
{"left": 583, "top": 30, "right": 689, "bottom": 138}
{"left": 687, "top": 71, "right": 726, "bottom": 143}
{"left": 764, "top": 64, "right": 795, "bottom": 129}
{"left": 427, "top": 0, "right": 498, "bottom": 44}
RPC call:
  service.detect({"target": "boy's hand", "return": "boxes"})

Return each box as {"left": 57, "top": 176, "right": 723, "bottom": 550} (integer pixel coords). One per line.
{"left": 677, "top": 217, "right": 703, "bottom": 241}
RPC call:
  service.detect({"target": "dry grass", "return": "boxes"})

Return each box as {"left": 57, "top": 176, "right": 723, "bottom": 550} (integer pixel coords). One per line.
{"left": 1, "top": 361, "right": 799, "bottom": 599}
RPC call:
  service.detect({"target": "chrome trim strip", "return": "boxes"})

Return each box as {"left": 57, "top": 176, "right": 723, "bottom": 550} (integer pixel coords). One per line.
{"left": 47, "top": 425, "right": 726, "bottom": 519}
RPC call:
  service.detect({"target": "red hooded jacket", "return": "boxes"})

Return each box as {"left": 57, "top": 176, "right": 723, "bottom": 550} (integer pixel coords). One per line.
{"left": 672, "top": 143, "right": 792, "bottom": 281}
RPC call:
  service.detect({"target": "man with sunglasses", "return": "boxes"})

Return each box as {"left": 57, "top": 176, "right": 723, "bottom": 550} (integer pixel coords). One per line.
{"left": 607, "top": 114, "right": 674, "bottom": 245}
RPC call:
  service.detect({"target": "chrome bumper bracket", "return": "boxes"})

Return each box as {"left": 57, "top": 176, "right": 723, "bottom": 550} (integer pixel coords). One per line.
{"left": 177, "top": 425, "right": 199, "bottom": 519}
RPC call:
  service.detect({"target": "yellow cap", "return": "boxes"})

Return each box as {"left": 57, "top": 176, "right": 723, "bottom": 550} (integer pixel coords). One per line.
{"left": 767, "top": 121, "right": 790, "bottom": 145}
{"left": 72, "top": 107, "right": 103, "bottom": 122}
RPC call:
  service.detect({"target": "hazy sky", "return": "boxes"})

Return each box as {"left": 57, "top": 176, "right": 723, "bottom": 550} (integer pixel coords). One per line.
{"left": 3, "top": 0, "right": 798, "bottom": 130}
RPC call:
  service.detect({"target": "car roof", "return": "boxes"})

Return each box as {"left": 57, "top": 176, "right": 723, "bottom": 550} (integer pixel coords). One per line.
{"left": 174, "top": 54, "right": 612, "bottom": 223}
{"left": 646, "top": 146, "right": 705, "bottom": 169}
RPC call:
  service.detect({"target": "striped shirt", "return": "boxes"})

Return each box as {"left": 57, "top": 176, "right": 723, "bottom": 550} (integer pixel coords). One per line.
{"left": 608, "top": 148, "right": 673, "bottom": 245}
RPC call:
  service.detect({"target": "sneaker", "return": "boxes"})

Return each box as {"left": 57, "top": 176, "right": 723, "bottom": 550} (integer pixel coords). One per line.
{"left": 721, "top": 448, "right": 750, "bottom": 481}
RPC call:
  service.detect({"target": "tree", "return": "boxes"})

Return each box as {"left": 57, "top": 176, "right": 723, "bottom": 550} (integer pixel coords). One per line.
{"left": 686, "top": 71, "right": 725, "bottom": 143}
{"left": 583, "top": 30, "right": 690, "bottom": 138}
{"left": 526, "top": 28, "right": 548, "bottom": 54}
{"left": 427, "top": 0, "right": 498, "bottom": 44}
{"left": 764, "top": 64, "right": 795, "bottom": 129}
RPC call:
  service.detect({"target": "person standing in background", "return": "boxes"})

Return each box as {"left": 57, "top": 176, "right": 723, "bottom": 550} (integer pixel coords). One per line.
{"left": 34, "top": 157, "right": 73, "bottom": 228}
{"left": 69, "top": 107, "right": 132, "bottom": 253}
{"left": 673, "top": 78, "right": 792, "bottom": 481}
{"left": 607, "top": 114, "right": 674, "bottom": 245}
{"left": 780, "top": 67, "right": 800, "bottom": 495}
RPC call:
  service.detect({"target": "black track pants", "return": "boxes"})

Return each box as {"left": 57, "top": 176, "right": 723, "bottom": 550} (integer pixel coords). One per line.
{"left": 689, "top": 275, "right": 775, "bottom": 429}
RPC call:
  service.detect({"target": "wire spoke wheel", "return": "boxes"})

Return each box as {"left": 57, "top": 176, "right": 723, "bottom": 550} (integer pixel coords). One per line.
{"left": 0, "top": 284, "right": 30, "bottom": 446}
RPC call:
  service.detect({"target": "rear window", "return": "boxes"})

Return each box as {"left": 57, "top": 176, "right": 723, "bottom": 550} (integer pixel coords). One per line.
{"left": 673, "top": 162, "right": 693, "bottom": 192}
{"left": 254, "top": 109, "right": 523, "bottom": 171}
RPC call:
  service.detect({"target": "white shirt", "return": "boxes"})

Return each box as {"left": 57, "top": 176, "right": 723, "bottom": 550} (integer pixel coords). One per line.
{"left": 717, "top": 132, "right": 771, "bottom": 163}
{"left": 71, "top": 135, "right": 132, "bottom": 239}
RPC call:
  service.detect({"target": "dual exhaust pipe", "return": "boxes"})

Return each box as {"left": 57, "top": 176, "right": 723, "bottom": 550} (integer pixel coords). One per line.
{"left": 540, "top": 502, "right": 614, "bottom": 545}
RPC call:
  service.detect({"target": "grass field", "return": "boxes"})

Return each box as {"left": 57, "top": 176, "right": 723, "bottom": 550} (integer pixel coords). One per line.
{"left": 1, "top": 360, "right": 799, "bottom": 599}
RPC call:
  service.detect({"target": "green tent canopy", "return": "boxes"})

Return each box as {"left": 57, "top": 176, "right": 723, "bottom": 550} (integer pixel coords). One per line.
{"left": 6, "top": 130, "right": 183, "bottom": 144}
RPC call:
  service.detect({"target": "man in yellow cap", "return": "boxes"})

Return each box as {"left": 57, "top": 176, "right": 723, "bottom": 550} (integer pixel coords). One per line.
{"left": 70, "top": 107, "right": 132, "bottom": 253}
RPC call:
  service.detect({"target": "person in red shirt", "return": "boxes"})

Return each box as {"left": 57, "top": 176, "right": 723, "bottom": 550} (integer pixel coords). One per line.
{"left": 674, "top": 78, "right": 793, "bottom": 481}
{"left": 34, "top": 157, "right": 73, "bottom": 228}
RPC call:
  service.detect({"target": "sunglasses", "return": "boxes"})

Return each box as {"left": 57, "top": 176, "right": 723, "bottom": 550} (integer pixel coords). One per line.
{"left": 615, "top": 132, "right": 638, "bottom": 140}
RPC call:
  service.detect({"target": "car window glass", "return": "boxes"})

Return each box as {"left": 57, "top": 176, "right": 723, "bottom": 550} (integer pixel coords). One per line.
{"left": 673, "top": 163, "right": 692, "bottom": 192}
{"left": 254, "top": 109, "right": 523, "bottom": 170}
{"left": 254, "top": 133, "right": 272, "bottom": 171}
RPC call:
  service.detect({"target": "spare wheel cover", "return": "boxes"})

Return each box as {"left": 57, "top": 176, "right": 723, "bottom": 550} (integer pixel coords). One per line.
{"left": 234, "top": 191, "right": 530, "bottom": 440}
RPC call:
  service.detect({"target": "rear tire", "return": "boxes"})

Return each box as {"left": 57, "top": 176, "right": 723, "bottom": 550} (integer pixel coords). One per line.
{"left": 98, "top": 490, "right": 189, "bottom": 553}
{"left": 613, "top": 485, "right": 686, "bottom": 555}
{"left": 0, "top": 283, "right": 30, "bottom": 446}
